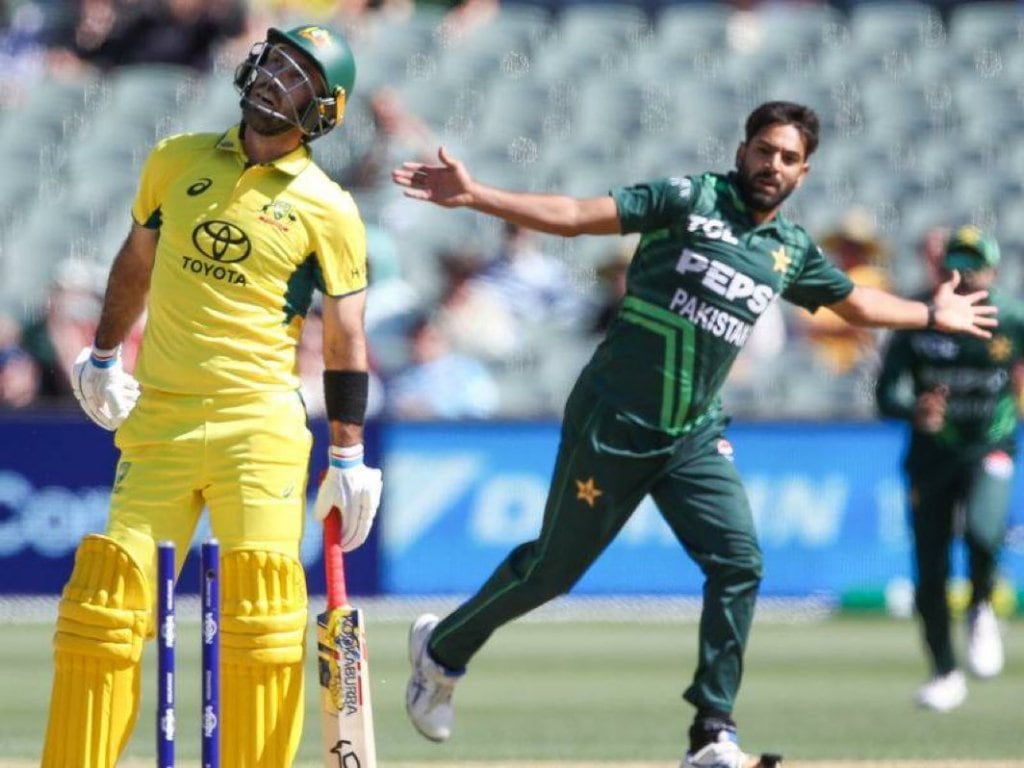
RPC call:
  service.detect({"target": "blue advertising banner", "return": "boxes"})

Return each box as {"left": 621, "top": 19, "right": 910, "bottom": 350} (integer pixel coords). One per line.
{"left": 0, "top": 412, "right": 380, "bottom": 595}
{"left": 5, "top": 414, "right": 1024, "bottom": 601}
{"left": 380, "top": 421, "right": 1024, "bottom": 600}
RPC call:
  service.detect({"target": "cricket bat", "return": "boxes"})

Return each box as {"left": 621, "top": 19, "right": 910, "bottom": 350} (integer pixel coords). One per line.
{"left": 318, "top": 507, "right": 377, "bottom": 768}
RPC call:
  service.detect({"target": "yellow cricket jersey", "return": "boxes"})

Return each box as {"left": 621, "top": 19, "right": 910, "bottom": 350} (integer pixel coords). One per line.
{"left": 130, "top": 124, "right": 367, "bottom": 395}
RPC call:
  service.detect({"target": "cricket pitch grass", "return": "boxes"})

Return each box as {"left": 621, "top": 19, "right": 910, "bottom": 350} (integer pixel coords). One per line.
{"left": 0, "top": 614, "right": 1021, "bottom": 764}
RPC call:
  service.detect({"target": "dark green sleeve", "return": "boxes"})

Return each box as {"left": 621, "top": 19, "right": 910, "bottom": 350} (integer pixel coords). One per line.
{"left": 782, "top": 244, "right": 855, "bottom": 312}
{"left": 610, "top": 176, "right": 694, "bottom": 234}
{"left": 875, "top": 331, "right": 915, "bottom": 421}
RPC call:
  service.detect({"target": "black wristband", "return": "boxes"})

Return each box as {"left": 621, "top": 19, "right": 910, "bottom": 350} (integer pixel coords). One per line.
{"left": 323, "top": 370, "right": 369, "bottom": 424}
{"left": 926, "top": 302, "right": 937, "bottom": 330}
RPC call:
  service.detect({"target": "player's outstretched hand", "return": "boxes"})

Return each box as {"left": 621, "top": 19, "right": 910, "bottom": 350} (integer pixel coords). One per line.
{"left": 392, "top": 146, "right": 475, "bottom": 207}
{"left": 931, "top": 270, "right": 998, "bottom": 339}
{"left": 313, "top": 444, "right": 383, "bottom": 552}
{"left": 71, "top": 346, "right": 140, "bottom": 431}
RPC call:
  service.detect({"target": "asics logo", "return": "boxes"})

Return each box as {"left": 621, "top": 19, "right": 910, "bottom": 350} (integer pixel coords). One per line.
{"left": 187, "top": 178, "right": 213, "bottom": 196}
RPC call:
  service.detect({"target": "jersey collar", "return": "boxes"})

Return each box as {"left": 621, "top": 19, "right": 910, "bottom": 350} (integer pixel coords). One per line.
{"left": 216, "top": 124, "right": 312, "bottom": 176}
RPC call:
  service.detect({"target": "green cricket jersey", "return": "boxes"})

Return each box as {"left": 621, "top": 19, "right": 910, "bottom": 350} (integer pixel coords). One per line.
{"left": 876, "top": 291, "right": 1024, "bottom": 450}
{"left": 579, "top": 171, "right": 854, "bottom": 436}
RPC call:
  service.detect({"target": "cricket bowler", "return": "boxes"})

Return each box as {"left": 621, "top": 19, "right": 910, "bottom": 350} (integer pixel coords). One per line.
{"left": 393, "top": 101, "right": 997, "bottom": 767}
{"left": 42, "top": 23, "right": 382, "bottom": 768}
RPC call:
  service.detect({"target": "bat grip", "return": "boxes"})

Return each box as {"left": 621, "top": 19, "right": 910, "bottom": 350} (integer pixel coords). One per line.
{"left": 324, "top": 507, "right": 348, "bottom": 608}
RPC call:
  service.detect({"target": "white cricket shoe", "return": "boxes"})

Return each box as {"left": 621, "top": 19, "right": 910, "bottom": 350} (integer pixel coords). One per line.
{"left": 967, "top": 603, "right": 1004, "bottom": 679}
{"left": 915, "top": 669, "right": 967, "bottom": 712}
{"left": 405, "top": 613, "right": 462, "bottom": 742}
{"left": 684, "top": 730, "right": 755, "bottom": 768}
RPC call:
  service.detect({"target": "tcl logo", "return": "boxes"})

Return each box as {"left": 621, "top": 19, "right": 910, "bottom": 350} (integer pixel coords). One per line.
{"left": 687, "top": 214, "right": 739, "bottom": 244}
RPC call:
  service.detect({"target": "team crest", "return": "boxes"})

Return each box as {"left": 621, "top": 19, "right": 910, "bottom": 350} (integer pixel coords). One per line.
{"left": 717, "top": 439, "right": 734, "bottom": 460}
{"left": 259, "top": 200, "right": 297, "bottom": 232}
{"left": 988, "top": 335, "right": 1012, "bottom": 362}
{"left": 261, "top": 201, "right": 297, "bottom": 222}
{"left": 297, "top": 26, "right": 333, "bottom": 49}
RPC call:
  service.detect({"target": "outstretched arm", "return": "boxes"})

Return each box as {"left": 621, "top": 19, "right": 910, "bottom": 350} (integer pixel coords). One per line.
{"left": 392, "top": 146, "right": 621, "bottom": 237}
{"left": 829, "top": 271, "right": 998, "bottom": 338}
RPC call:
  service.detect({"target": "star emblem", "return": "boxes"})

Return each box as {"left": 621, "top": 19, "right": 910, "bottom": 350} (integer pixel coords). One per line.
{"left": 575, "top": 477, "right": 603, "bottom": 508}
{"left": 771, "top": 246, "right": 791, "bottom": 273}
{"left": 988, "top": 335, "right": 1012, "bottom": 362}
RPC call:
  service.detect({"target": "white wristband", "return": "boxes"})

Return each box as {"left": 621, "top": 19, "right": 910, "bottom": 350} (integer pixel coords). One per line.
{"left": 90, "top": 346, "right": 119, "bottom": 369}
{"left": 329, "top": 444, "right": 364, "bottom": 469}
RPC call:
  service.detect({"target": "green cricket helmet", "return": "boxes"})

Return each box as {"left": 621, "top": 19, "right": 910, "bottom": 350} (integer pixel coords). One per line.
{"left": 943, "top": 224, "right": 1000, "bottom": 272}
{"left": 234, "top": 24, "right": 356, "bottom": 140}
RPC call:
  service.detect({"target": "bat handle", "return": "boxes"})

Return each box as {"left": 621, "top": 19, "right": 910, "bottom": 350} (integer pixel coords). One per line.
{"left": 324, "top": 506, "right": 348, "bottom": 609}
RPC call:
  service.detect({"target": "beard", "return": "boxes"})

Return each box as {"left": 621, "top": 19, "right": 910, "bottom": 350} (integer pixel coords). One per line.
{"left": 736, "top": 165, "right": 798, "bottom": 213}
{"left": 240, "top": 97, "right": 295, "bottom": 137}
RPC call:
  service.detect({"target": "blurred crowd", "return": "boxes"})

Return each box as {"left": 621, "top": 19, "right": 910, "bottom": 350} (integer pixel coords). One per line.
{"left": 0, "top": 0, "right": 499, "bottom": 93}
{"left": 0, "top": 0, "right": 1015, "bottom": 420}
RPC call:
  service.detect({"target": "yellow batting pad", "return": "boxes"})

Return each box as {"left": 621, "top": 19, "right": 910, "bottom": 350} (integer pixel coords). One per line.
{"left": 42, "top": 535, "right": 150, "bottom": 768}
{"left": 220, "top": 549, "right": 308, "bottom": 767}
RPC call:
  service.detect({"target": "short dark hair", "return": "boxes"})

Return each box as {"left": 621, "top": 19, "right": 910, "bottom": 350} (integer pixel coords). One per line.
{"left": 744, "top": 101, "right": 820, "bottom": 158}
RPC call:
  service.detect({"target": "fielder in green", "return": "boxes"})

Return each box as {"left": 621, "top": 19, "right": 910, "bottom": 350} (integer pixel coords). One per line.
{"left": 392, "top": 102, "right": 997, "bottom": 767}
{"left": 876, "top": 225, "right": 1023, "bottom": 713}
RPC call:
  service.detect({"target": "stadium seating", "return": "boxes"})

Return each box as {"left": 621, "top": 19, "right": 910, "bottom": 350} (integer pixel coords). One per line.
{"left": 656, "top": 3, "right": 733, "bottom": 55}
{"left": 947, "top": 1, "right": 1022, "bottom": 54}
{"left": 849, "top": 2, "right": 946, "bottom": 54}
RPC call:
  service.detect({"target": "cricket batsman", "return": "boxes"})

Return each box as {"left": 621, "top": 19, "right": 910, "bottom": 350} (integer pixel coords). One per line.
{"left": 877, "top": 225, "right": 1023, "bottom": 711}
{"left": 393, "top": 102, "right": 997, "bottom": 767}
{"left": 40, "top": 24, "right": 382, "bottom": 767}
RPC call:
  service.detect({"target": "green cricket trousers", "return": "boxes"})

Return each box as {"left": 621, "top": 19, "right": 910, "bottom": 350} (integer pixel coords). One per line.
{"left": 429, "top": 381, "right": 763, "bottom": 715}
{"left": 905, "top": 436, "right": 1014, "bottom": 675}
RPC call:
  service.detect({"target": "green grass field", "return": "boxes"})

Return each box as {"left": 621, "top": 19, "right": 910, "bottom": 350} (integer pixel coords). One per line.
{"left": 1, "top": 613, "right": 1021, "bottom": 765}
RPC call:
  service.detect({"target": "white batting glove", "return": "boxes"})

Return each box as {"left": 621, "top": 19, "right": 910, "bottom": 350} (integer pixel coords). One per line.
{"left": 71, "top": 346, "right": 141, "bottom": 431}
{"left": 313, "top": 444, "right": 383, "bottom": 552}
